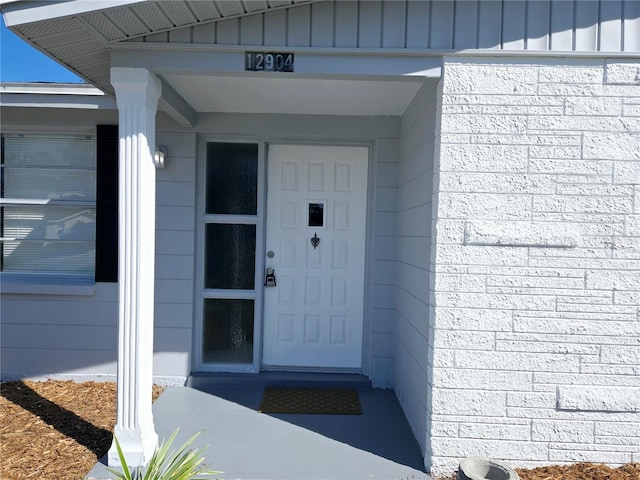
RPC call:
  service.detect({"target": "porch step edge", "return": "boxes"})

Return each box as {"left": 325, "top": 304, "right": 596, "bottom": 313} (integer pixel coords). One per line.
{"left": 187, "top": 371, "right": 372, "bottom": 390}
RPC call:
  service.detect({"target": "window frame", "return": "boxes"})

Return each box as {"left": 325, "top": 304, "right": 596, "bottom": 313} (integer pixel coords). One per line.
{"left": 0, "top": 128, "right": 99, "bottom": 295}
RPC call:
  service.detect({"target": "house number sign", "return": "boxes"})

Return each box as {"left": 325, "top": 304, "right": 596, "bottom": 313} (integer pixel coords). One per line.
{"left": 245, "top": 52, "right": 294, "bottom": 72}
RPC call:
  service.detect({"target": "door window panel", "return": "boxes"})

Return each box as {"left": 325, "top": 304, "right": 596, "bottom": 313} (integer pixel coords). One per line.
{"left": 202, "top": 298, "right": 254, "bottom": 364}
{"left": 205, "top": 143, "right": 258, "bottom": 215}
{"left": 308, "top": 202, "right": 325, "bottom": 227}
{"left": 204, "top": 223, "right": 256, "bottom": 290}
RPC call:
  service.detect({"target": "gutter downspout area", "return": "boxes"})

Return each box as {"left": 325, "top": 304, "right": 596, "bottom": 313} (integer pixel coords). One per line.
{"left": 108, "top": 67, "right": 162, "bottom": 468}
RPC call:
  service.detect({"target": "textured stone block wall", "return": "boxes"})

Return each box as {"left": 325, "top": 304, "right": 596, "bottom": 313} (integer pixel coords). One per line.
{"left": 428, "top": 57, "right": 640, "bottom": 475}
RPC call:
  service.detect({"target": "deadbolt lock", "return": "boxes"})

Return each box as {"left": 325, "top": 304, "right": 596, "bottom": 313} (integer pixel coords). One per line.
{"left": 264, "top": 267, "right": 277, "bottom": 287}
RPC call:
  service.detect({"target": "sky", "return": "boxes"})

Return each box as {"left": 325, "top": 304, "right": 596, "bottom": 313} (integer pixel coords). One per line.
{"left": 1, "top": 18, "right": 84, "bottom": 83}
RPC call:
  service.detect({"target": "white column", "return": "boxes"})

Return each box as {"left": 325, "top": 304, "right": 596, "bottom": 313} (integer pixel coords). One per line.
{"left": 108, "top": 68, "right": 161, "bottom": 468}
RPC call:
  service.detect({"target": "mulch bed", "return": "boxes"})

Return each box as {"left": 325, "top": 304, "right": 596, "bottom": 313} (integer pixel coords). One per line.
{"left": 516, "top": 463, "right": 640, "bottom": 480}
{"left": 0, "top": 380, "right": 638, "bottom": 480}
{"left": 438, "top": 463, "right": 640, "bottom": 480}
{"left": 0, "top": 380, "right": 163, "bottom": 480}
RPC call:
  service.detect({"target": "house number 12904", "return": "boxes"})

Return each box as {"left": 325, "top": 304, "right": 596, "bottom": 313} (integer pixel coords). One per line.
{"left": 245, "top": 52, "right": 294, "bottom": 72}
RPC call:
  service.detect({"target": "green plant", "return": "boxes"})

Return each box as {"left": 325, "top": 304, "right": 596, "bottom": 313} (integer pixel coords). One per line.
{"left": 107, "top": 429, "right": 221, "bottom": 480}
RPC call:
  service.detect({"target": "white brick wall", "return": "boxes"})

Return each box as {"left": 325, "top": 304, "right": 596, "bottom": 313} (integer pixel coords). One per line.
{"left": 429, "top": 57, "right": 640, "bottom": 475}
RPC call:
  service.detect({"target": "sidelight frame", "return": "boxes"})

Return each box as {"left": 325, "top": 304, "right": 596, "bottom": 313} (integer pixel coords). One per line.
{"left": 194, "top": 137, "right": 266, "bottom": 373}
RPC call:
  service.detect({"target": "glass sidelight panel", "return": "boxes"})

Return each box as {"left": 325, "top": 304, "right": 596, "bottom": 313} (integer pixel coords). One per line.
{"left": 206, "top": 143, "right": 258, "bottom": 215}
{"left": 204, "top": 224, "right": 256, "bottom": 290}
{"left": 200, "top": 141, "right": 261, "bottom": 369}
{"left": 202, "top": 298, "right": 254, "bottom": 364}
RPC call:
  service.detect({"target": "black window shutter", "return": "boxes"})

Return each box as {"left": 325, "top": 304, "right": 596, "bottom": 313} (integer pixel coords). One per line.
{"left": 95, "top": 125, "right": 119, "bottom": 282}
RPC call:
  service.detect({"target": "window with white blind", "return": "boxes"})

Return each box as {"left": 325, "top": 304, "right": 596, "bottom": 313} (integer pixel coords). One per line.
{"left": 0, "top": 132, "right": 97, "bottom": 278}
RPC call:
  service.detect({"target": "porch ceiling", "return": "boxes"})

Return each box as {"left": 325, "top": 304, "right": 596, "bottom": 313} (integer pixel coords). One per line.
{"left": 162, "top": 74, "right": 426, "bottom": 116}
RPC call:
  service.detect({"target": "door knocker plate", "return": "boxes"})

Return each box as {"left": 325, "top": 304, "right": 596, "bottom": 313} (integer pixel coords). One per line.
{"left": 311, "top": 232, "right": 320, "bottom": 250}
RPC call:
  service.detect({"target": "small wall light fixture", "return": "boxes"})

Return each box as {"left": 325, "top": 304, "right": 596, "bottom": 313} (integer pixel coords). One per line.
{"left": 154, "top": 145, "right": 167, "bottom": 169}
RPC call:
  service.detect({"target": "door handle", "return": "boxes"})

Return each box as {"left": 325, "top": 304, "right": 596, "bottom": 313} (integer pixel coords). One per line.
{"left": 264, "top": 267, "right": 277, "bottom": 287}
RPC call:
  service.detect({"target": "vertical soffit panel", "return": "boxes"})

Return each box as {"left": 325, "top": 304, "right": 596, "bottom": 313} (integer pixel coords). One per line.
{"left": 155, "top": 1, "right": 198, "bottom": 26}
{"left": 243, "top": 1, "right": 269, "bottom": 13}
{"left": 268, "top": 1, "right": 296, "bottom": 7}
{"left": 17, "top": 17, "right": 83, "bottom": 38}
{"left": 129, "top": 3, "right": 174, "bottom": 31}
{"left": 115, "top": 0, "right": 313, "bottom": 44}
{"left": 47, "top": 40, "right": 105, "bottom": 59}
{"left": 214, "top": 1, "right": 246, "bottom": 17}
{"left": 104, "top": 8, "right": 149, "bottom": 36}
{"left": 188, "top": 1, "right": 222, "bottom": 21}
{"left": 82, "top": 12, "right": 128, "bottom": 41}
{"left": 30, "top": 27, "right": 96, "bottom": 48}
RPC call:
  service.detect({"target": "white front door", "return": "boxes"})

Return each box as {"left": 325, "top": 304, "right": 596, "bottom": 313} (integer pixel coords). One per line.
{"left": 263, "top": 145, "right": 368, "bottom": 369}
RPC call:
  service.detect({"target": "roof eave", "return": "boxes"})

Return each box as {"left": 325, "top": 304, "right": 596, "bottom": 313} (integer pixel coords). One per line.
{"left": 0, "top": 0, "right": 145, "bottom": 27}
{"left": 0, "top": 82, "right": 117, "bottom": 110}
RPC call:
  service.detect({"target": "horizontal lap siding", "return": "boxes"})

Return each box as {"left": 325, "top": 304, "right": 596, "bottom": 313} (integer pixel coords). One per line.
{"left": 0, "top": 128, "right": 197, "bottom": 385}
{"left": 0, "top": 285, "right": 120, "bottom": 380}
{"left": 151, "top": 131, "right": 197, "bottom": 380}
{"left": 429, "top": 57, "right": 640, "bottom": 475}
{"left": 395, "top": 82, "right": 439, "bottom": 457}
{"left": 134, "top": 0, "right": 639, "bottom": 53}
{"left": 371, "top": 137, "right": 401, "bottom": 387}
{"left": 1, "top": 113, "right": 401, "bottom": 385}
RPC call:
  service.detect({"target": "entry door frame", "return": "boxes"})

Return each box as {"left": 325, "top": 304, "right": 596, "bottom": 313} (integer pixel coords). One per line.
{"left": 262, "top": 144, "right": 370, "bottom": 371}
{"left": 193, "top": 136, "right": 376, "bottom": 375}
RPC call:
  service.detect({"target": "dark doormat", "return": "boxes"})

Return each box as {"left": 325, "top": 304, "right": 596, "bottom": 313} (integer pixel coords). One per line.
{"left": 259, "top": 387, "right": 362, "bottom": 415}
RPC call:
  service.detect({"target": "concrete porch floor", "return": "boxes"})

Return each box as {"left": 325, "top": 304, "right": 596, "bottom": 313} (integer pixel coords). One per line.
{"left": 88, "top": 373, "right": 430, "bottom": 480}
